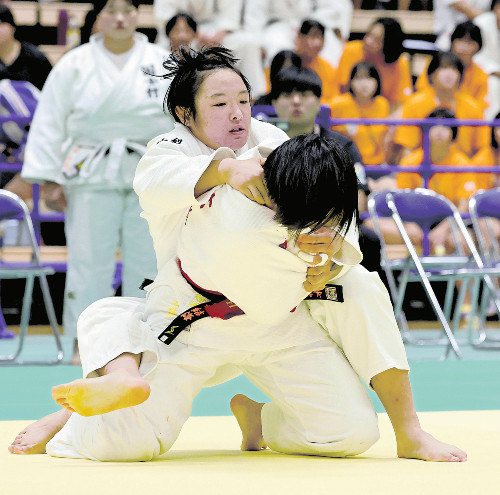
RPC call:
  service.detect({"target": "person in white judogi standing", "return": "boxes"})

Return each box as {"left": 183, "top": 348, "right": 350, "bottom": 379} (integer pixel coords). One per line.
{"left": 9, "top": 47, "right": 466, "bottom": 464}
{"left": 154, "top": 0, "right": 266, "bottom": 97}
{"left": 20, "top": 0, "right": 175, "bottom": 363}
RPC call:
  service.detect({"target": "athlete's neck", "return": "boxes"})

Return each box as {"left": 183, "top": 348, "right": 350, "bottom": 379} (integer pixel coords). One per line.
{"left": 287, "top": 122, "right": 315, "bottom": 138}
{"left": 104, "top": 36, "right": 135, "bottom": 54}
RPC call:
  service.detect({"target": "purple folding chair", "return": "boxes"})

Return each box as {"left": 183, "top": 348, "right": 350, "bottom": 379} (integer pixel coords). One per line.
{"left": 0, "top": 190, "right": 63, "bottom": 364}
{"left": 468, "top": 188, "right": 500, "bottom": 348}
{"left": 387, "top": 188, "right": 500, "bottom": 358}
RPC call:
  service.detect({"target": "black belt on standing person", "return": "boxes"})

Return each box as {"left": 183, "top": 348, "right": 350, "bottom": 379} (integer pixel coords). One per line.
{"left": 141, "top": 260, "right": 344, "bottom": 346}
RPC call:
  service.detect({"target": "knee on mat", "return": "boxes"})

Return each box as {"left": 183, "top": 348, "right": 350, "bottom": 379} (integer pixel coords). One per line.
{"left": 89, "top": 436, "right": 161, "bottom": 462}
{"left": 317, "top": 414, "right": 380, "bottom": 457}
{"left": 83, "top": 419, "right": 163, "bottom": 462}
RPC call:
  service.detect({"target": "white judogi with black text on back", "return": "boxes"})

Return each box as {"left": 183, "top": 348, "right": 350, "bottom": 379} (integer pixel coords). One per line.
{"left": 21, "top": 33, "right": 175, "bottom": 340}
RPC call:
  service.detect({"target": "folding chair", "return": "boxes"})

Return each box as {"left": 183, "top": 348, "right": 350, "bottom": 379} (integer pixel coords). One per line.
{"left": 369, "top": 188, "right": 500, "bottom": 359}
{"left": 468, "top": 188, "right": 500, "bottom": 348}
{"left": 0, "top": 190, "right": 63, "bottom": 364}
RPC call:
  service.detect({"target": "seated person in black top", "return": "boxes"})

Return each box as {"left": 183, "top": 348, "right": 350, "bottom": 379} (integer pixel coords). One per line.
{"left": 0, "top": 5, "right": 52, "bottom": 91}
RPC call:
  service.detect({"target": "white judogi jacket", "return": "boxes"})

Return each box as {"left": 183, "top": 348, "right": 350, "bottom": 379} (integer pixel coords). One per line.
{"left": 177, "top": 142, "right": 361, "bottom": 328}
{"left": 21, "top": 34, "right": 174, "bottom": 189}
{"left": 134, "top": 118, "right": 289, "bottom": 271}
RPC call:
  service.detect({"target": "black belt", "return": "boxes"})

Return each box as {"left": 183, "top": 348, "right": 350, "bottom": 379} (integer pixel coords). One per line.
{"left": 141, "top": 271, "right": 344, "bottom": 346}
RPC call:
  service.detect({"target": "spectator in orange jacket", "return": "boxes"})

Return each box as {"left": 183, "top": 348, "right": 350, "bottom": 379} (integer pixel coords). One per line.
{"left": 330, "top": 62, "right": 390, "bottom": 166}
{"left": 389, "top": 51, "right": 489, "bottom": 164}
{"left": 336, "top": 17, "right": 413, "bottom": 115}
{"left": 416, "top": 21, "right": 489, "bottom": 113}
{"left": 293, "top": 19, "right": 339, "bottom": 105}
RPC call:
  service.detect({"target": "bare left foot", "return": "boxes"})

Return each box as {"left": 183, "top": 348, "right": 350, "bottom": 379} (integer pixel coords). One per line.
{"left": 8, "top": 408, "right": 72, "bottom": 455}
{"left": 52, "top": 371, "right": 150, "bottom": 417}
{"left": 230, "top": 394, "right": 267, "bottom": 451}
{"left": 397, "top": 428, "right": 467, "bottom": 462}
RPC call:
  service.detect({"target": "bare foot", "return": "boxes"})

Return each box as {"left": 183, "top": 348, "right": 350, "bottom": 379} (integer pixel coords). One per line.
{"left": 52, "top": 371, "right": 151, "bottom": 417}
{"left": 397, "top": 428, "right": 467, "bottom": 462}
{"left": 230, "top": 394, "right": 267, "bottom": 451}
{"left": 8, "top": 409, "right": 71, "bottom": 455}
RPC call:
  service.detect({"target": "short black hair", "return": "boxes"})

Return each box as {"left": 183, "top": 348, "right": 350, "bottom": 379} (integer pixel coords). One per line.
{"left": 428, "top": 108, "right": 458, "bottom": 140}
{"left": 427, "top": 51, "right": 464, "bottom": 84}
{"left": 0, "top": 5, "right": 16, "bottom": 30}
{"left": 491, "top": 0, "right": 500, "bottom": 9}
{"left": 165, "top": 12, "right": 197, "bottom": 36}
{"left": 162, "top": 46, "right": 251, "bottom": 123}
{"left": 492, "top": 112, "right": 500, "bottom": 149}
{"left": 370, "top": 17, "right": 405, "bottom": 64}
{"left": 299, "top": 19, "right": 325, "bottom": 36}
{"left": 270, "top": 66, "right": 322, "bottom": 101}
{"left": 269, "top": 50, "right": 302, "bottom": 85}
{"left": 451, "top": 21, "right": 483, "bottom": 51}
{"left": 264, "top": 134, "right": 358, "bottom": 235}
{"left": 348, "top": 62, "right": 381, "bottom": 98}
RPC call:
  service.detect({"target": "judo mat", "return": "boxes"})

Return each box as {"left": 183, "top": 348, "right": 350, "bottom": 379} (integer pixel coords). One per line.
{"left": 2, "top": 411, "right": 500, "bottom": 495}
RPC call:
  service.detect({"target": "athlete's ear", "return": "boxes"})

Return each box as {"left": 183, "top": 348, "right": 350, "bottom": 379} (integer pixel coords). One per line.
{"left": 175, "top": 106, "right": 192, "bottom": 126}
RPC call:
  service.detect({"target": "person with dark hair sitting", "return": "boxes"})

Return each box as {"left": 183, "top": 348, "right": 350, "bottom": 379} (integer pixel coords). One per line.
{"left": 416, "top": 21, "right": 490, "bottom": 114}
{"left": 293, "top": 19, "right": 339, "bottom": 104}
{"left": 336, "top": 17, "right": 413, "bottom": 115}
{"left": 164, "top": 12, "right": 197, "bottom": 53}
{"left": 0, "top": 5, "right": 52, "bottom": 91}
{"left": 255, "top": 49, "right": 302, "bottom": 106}
{"left": 330, "top": 61, "right": 390, "bottom": 167}
{"left": 389, "top": 51, "right": 489, "bottom": 165}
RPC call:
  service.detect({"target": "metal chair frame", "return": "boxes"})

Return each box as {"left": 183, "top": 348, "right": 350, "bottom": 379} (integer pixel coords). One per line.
{"left": 0, "top": 190, "right": 63, "bottom": 365}
{"left": 368, "top": 188, "right": 500, "bottom": 359}
{"left": 467, "top": 188, "right": 500, "bottom": 348}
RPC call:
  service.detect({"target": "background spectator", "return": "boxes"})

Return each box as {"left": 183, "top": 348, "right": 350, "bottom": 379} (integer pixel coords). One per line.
{"left": 153, "top": 0, "right": 266, "bottom": 96}
{"left": 20, "top": 0, "right": 174, "bottom": 364}
{"left": 416, "top": 21, "right": 489, "bottom": 113}
{"left": 293, "top": 19, "right": 339, "bottom": 104}
{"left": 244, "top": 0, "right": 353, "bottom": 69}
{"left": 336, "top": 17, "right": 413, "bottom": 115}
{"left": 165, "top": 12, "right": 197, "bottom": 53}
{"left": 330, "top": 62, "right": 390, "bottom": 166}
{"left": 255, "top": 49, "right": 302, "bottom": 106}
{"left": 0, "top": 5, "right": 52, "bottom": 91}
{"left": 433, "top": 0, "right": 490, "bottom": 50}
{"left": 389, "top": 51, "right": 489, "bottom": 164}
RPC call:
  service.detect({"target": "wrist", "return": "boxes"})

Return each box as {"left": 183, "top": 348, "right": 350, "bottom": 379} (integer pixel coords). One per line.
{"left": 218, "top": 158, "right": 235, "bottom": 184}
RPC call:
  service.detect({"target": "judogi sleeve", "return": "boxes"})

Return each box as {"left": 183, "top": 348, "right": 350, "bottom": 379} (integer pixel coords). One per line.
{"left": 134, "top": 133, "right": 236, "bottom": 216}
{"left": 21, "top": 55, "right": 76, "bottom": 184}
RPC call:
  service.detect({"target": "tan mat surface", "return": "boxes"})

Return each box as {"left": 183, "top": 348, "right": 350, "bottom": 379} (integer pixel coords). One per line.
{"left": 2, "top": 411, "right": 499, "bottom": 495}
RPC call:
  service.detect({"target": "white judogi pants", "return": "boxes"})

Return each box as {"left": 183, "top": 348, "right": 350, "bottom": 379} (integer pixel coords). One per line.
{"left": 63, "top": 186, "right": 157, "bottom": 340}
{"left": 47, "top": 338, "right": 379, "bottom": 461}
{"left": 46, "top": 265, "right": 407, "bottom": 462}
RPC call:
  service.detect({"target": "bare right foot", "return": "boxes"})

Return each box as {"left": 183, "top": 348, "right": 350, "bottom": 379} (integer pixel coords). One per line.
{"left": 8, "top": 409, "right": 71, "bottom": 455}
{"left": 230, "top": 394, "right": 267, "bottom": 451}
{"left": 52, "top": 371, "right": 151, "bottom": 417}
